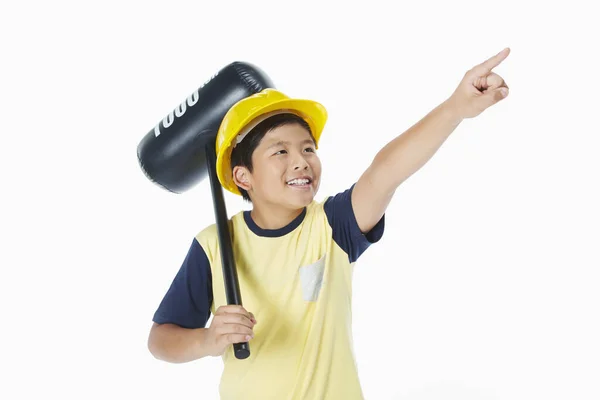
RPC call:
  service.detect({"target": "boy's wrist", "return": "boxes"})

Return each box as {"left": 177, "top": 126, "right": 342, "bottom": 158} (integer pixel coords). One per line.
{"left": 195, "top": 327, "right": 215, "bottom": 358}
{"left": 440, "top": 97, "right": 466, "bottom": 125}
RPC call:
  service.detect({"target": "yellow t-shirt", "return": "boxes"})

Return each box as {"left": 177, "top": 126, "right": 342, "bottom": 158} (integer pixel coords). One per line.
{"left": 153, "top": 184, "right": 385, "bottom": 399}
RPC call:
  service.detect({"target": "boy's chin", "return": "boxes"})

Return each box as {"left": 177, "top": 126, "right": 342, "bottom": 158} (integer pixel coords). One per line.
{"left": 289, "top": 191, "right": 315, "bottom": 208}
{"left": 284, "top": 186, "right": 316, "bottom": 206}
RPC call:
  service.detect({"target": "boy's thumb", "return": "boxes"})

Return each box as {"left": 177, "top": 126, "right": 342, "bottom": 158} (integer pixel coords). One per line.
{"left": 485, "top": 87, "right": 509, "bottom": 106}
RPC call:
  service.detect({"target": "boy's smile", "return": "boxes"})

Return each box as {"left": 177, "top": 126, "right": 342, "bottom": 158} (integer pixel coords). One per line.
{"left": 286, "top": 175, "right": 313, "bottom": 190}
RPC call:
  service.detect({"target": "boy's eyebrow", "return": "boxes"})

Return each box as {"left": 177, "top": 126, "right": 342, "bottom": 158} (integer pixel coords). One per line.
{"left": 265, "top": 139, "right": 315, "bottom": 150}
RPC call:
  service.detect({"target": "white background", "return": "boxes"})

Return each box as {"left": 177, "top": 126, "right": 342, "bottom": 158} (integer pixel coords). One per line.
{"left": 2, "top": 1, "right": 599, "bottom": 399}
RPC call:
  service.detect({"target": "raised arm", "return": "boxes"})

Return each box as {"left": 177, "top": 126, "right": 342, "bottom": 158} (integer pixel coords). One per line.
{"left": 352, "top": 47, "right": 511, "bottom": 233}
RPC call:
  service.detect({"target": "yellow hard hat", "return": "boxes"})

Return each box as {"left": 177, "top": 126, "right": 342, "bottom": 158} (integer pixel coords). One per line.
{"left": 215, "top": 88, "right": 328, "bottom": 196}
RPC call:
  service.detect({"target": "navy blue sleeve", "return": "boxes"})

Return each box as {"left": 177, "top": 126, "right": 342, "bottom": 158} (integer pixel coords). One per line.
{"left": 152, "top": 238, "right": 213, "bottom": 329}
{"left": 324, "top": 183, "right": 385, "bottom": 263}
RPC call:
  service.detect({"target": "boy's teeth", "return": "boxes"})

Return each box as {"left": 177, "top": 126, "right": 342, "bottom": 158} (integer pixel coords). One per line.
{"left": 288, "top": 178, "right": 309, "bottom": 185}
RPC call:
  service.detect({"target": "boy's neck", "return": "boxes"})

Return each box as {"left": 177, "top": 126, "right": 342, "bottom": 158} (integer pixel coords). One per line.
{"left": 250, "top": 204, "right": 305, "bottom": 231}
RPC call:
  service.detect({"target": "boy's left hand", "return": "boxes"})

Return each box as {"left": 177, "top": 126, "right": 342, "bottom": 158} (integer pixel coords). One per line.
{"left": 446, "top": 47, "right": 511, "bottom": 119}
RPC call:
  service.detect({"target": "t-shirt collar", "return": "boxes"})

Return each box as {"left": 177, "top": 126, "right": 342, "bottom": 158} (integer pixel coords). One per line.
{"left": 243, "top": 207, "right": 307, "bottom": 237}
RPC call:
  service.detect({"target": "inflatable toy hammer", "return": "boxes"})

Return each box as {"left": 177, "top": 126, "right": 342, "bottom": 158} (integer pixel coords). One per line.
{"left": 137, "top": 62, "right": 274, "bottom": 359}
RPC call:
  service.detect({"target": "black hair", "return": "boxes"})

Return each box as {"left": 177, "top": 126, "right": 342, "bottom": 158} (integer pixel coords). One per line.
{"left": 230, "top": 113, "right": 315, "bottom": 203}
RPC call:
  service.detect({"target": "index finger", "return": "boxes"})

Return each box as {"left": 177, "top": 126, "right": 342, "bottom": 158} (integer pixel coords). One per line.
{"left": 472, "top": 47, "right": 510, "bottom": 76}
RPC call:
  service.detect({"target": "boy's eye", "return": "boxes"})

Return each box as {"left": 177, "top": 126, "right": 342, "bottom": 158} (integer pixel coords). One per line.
{"left": 273, "top": 147, "right": 315, "bottom": 156}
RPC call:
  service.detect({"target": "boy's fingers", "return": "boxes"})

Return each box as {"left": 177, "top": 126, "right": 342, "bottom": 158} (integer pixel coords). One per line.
{"left": 215, "top": 306, "right": 256, "bottom": 327}
{"left": 485, "top": 73, "right": 506, "bottom": 91}
{"left": 217, "top": 305, "right": 256, "bottom": 324}
{"left": 217, "top": 305, "right": 252, "bottom": 319}
{"left": 216, "top": 322, "right": 254, "bottom": 337}
{"left": 224, "top": 333, "right": 253, "bottom": 345}
{"left": 221, "top": 313, "right": 255, "bottom": 328}
{"left": 216, "top": 304, "right": 246, "bottom": 313}
{"left": 470, "top": 47, "right": 510, "bottom": 77}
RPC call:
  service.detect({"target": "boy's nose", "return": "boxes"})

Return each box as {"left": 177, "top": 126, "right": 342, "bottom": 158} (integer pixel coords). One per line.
{"left": 293, "top": 160, "right": 309, "bottom": 170}
{"left": 291, "top": 155, "right": 310, "bottom": 170}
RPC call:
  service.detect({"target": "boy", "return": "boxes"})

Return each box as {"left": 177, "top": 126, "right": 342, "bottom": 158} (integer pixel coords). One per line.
{"left": 148, "top": 48, "right": 510, "bottom": 399}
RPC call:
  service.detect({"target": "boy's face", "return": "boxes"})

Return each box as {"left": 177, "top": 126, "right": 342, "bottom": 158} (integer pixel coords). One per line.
{"left": 233, "top": 123, "right": 322, "bottom": 210}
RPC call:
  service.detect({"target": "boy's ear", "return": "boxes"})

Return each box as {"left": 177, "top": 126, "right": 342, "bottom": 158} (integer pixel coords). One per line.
{"left": 232, "top": 166, "right": 251, "bottom": 191}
